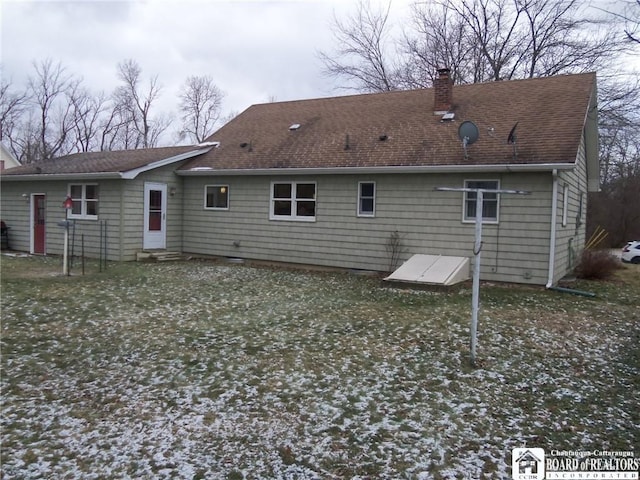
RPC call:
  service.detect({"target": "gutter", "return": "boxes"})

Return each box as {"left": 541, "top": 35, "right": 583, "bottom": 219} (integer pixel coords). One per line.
{"left": 546, "top": 169, "right": 559, "bottom": 288}
{"left": 1, "top": 147, "right": 212, "bottom": 182}
{"left": 177, "top": 162, "right": 576, "bottom": 177}
{"left": 1, "top": 172, "right": 124, "bottom": 182}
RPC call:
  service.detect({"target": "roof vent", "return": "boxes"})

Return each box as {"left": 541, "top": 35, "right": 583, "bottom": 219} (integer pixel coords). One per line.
{"left": 289, "top": 123, "right": 301, "bottom": 131}
{"left": 379, "top": 134, "right": 388, "bottom": 141}
{"left": 240, "top": 142, "right": 249, "bottom": 148}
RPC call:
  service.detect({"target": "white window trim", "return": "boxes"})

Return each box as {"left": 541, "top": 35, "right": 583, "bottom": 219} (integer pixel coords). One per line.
{"left": 269, "top": 181, "right": 317, "bottom": 222}
{"left": 576, "top": 191, "right": 584, "bottom": 227}
{"left": 357, "top": 181, "right": 376, "bottom": 217}
{"left": 562, "top": 184, "right": 569, "bottom": 227}
{"left": 462, "top": 179, "right": 500, "bottom": 224}
{"left": 67, "top": 183, "right": 98, "bottom": 220}
{"left": 204, "top": 184, "right": 230, "bottom": 210}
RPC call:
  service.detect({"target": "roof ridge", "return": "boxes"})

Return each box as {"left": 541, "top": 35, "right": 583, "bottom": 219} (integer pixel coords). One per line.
{"left": 249, "top": 72, "right": 596, "bottom": 109}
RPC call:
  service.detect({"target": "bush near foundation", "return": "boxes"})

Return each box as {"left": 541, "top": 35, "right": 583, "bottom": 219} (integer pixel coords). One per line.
{"left": 574, "top": 249, "right": 622, "bottom": 280}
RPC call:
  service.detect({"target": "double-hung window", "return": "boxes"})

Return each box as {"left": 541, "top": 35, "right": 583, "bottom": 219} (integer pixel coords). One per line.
{"left": 270, "top": 182, "right": 316, "bottom": 221}
{"left": 358, "top": 181, "right": 376, "bottom": 217}
{"left": 463, "top": 180, "right": 499, "bottom": 223}
{"left": 68, "top": 184, "right": 99, "bottom": 220}
{"left": 204, "top": 185, "right": 229, "bottom": 210}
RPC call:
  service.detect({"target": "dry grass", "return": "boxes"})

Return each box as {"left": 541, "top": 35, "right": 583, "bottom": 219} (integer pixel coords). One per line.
{"left": 1, "top": 255, "right": 639, "bottom": 479}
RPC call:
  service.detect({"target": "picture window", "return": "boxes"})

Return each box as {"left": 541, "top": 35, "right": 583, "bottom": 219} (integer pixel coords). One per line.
{"left": 270, "top": 182, "right": 316, "bottom": 221}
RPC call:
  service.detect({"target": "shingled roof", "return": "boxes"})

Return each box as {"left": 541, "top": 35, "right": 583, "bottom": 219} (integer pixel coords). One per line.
{"left": 1, "top": 146, "right": 209, "bottom": 179}
{"left": 1, "top": 73, "right": 597, "bottom": 180}
{"left": 181, "top": 72, "right": 597, "bottom": 174}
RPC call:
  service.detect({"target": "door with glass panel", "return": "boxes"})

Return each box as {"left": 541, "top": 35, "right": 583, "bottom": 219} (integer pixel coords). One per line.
{"left": 143, "top": 183, "right": 167, "bottom": 250}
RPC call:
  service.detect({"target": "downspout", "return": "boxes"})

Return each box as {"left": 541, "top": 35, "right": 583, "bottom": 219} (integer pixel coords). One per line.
{"left": 546, "top": 169, "right": 559, "bottom": 288}
{"left": 119, "top": 181, "right": 125, "bottom": 262}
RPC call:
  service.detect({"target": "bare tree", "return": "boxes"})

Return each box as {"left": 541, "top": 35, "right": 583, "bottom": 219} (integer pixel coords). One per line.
{"left": 113, "top": 59, "right": 171, "bottom": 148}
{"left": 0, "top": 74, "right": 28, "bottom": 157}
{"left": 70, "top": 89, "right": 110, "bottom": 152}
{"left": 402, "top": 3, "right": 480, "bottom": 87}
{"left": 318, "top": 0, "right": 399, "bottom": 92}
{"left": 589, "top": 120, "right": 640, "bottom": 245}
{"left": 622, "top": 0, "right": 640, "bottom": 42}
{"left": 596, "top": 0, "right": 640, "bottom": 43}
{"left": 22, "top": 59, "right": 80, "bottom": 162}
{"left": 322, "top": 0, "right": 628, "bottom": 89}
{"left": 179, "top": 75, "right": 224, "bottom": 143}
{"left": 426, "top": 0, "right": 626, "bottom": 82}
{"left": 99, "top": 100, "right": 136, "bottom": 151}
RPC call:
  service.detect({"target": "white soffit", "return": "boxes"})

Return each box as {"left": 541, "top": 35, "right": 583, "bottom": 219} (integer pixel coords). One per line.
{"left": 384, "top": 254, "right": 470, "bottom": 286}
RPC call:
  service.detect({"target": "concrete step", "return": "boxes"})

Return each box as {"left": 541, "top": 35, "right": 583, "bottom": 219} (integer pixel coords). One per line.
{"left": 137, "top": 250, "right": 183, "bottom": 262}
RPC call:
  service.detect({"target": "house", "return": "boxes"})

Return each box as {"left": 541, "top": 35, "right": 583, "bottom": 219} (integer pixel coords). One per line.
{"left": 1, "top": 142, "right": 21, "bottom": 171}
{"left": 0, "top": 71, "right": 599, "bottom": 286}
{"left": 0, "top": 146, "right": 212, "bottom": 258}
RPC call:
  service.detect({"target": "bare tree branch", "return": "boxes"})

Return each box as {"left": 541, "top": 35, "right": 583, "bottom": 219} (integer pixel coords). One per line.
{"left": 318, "top": 0, "right": 399, "bottom": 92}
{"left": 23, "top": 59, "right": 79, "bottom": 161}
{"left": 113, "top": 59, "right": 171, "bottom": 148}
{"left": 179, "top": 75, "right": 225, "bottom": 143}
{"left": 0, "top": 73, "right": 28, "bottom": 155}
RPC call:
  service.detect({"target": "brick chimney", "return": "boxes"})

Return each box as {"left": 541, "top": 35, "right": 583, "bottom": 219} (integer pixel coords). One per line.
{"left": 433, "top": 68, "right": 453, "bottom": 114}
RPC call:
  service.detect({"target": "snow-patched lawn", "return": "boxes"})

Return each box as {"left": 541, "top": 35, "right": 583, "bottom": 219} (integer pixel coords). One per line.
{"left": 1, "top": 256, "right": 638, "bottom": 479}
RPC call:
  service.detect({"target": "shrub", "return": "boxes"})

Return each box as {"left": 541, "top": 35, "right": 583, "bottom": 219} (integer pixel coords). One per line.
{"left": 574, "top": 249, "right": 622, "bottom": 280}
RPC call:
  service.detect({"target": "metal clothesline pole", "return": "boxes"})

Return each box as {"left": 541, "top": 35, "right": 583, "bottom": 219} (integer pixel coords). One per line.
{"left": 470, "top": 189, "right": 483, "bottom": 365}
{"left": 435, "top": 186, "right": 530, "bottom": 367}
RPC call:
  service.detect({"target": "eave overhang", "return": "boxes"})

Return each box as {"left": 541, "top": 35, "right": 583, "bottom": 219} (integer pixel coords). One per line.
{"left": 0, "top": 147, "right": 212, "bottom": 182}
{"left": 0, "top": 172, "right": 123, "bottom": 182}
{"left": 177, "top": 162, "right": 576, "bottom": 177}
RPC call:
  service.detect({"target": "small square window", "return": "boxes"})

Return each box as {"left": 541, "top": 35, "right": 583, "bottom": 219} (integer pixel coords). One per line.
{"left": 68, "top": 184, "right": 99, "bottom": 220}
{"left": 463, "top": 180, "right": 499, "bottom": 222}
{"left": 204, "top": 185, "right": 229, "bottom": 210}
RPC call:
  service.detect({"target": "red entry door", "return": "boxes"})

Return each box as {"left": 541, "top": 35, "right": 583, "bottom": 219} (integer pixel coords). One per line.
{"left": 33, "top": 194, "right": 46, "bottom": 254}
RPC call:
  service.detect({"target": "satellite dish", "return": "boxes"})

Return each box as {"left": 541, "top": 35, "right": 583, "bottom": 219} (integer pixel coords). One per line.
{"left": 458, "top": 121, "right": 479, "bottom": 145}
{"left": 458, "top": 121, "right": 479, "bottom": 159}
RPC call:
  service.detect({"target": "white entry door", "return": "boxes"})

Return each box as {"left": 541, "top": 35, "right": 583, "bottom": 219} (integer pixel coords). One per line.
{"left": 143, "top": 182, "right": 167, "bottom": 250}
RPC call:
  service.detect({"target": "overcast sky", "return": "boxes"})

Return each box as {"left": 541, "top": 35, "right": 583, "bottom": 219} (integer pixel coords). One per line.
{"left": 1, "top": 0, "right": 637, "bottom": 145}
{"left": 1, "top": 0, "right": 413, "bottom": 139}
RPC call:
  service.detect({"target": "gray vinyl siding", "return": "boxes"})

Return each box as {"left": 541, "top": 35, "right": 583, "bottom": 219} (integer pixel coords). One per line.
{"left": 119, "top": 166, "right": 185, "bottom": 257}
{"left": 0, "top": 182, "right": 43, "bottom": 253}
{"left": 0, "top": 180, "right": 123, "bottom": 260}
{"left": 553, "top": 137, "right": 589, "bottom": 283}
{"left": 182, "top": 172, "right": 554, "bottom": 284}
{"left": 67, "top": 180, "right": 122, "bottom": 261}
{"left": 0, "top": 162, "right": 185, "bottom": 261}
